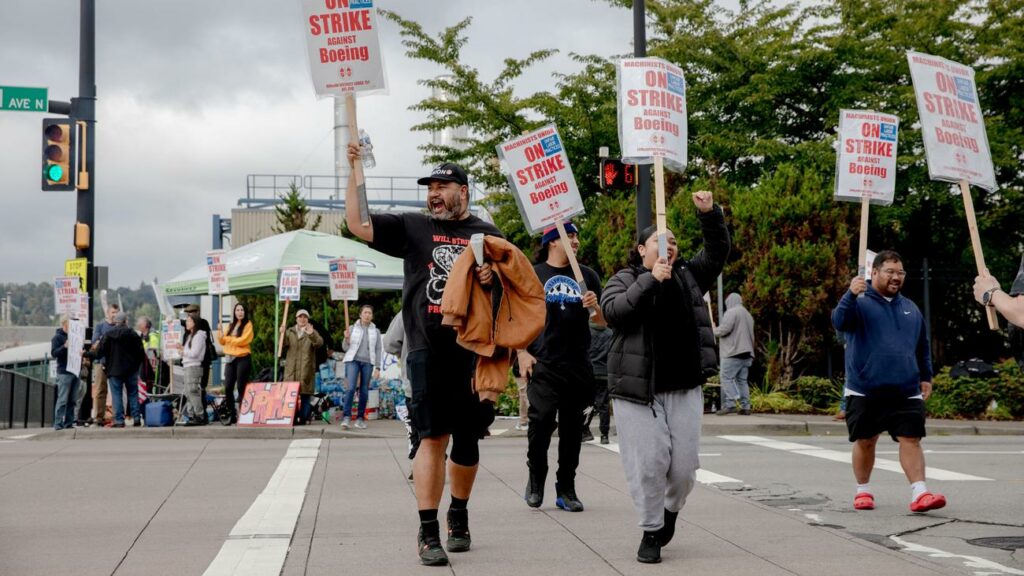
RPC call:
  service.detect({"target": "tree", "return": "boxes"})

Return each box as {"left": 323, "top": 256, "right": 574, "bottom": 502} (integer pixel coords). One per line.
{"left": 273, "top": 183, "right": 322, "bottom": 233}
{"left": 386, "top": 0, "right": 1024, "bottom": 382}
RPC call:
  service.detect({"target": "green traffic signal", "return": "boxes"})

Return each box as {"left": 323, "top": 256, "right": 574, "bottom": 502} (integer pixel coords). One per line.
{"left": 46, "top": 163, "right": 64, "bottom": 182}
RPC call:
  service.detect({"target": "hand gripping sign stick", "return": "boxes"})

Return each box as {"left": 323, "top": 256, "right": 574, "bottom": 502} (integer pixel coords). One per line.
{"left": 960, "top": 180, "right": 999, "bottom": 329}
{"left": 345, "top": 94, "right": 371, "bottom": 227}
{"left": 554, "top": 221, "right": 598, "bottom": 319}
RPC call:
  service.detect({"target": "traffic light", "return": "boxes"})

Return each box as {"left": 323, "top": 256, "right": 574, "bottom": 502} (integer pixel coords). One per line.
{"left": 599, "top": 158, "right": 638, "bottom": 191}
{"left": 42, "top": 118, "right": 76, "bottom": 191}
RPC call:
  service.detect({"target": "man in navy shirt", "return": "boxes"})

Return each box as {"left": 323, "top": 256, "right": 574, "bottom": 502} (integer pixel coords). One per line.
{"left": 832, "top": 250, "right": 945, "bottom": 513}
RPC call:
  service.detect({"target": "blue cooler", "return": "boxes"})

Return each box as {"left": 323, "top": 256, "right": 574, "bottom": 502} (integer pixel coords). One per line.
{"left": 145, "top": 400, "right": 174, "bottom": 427}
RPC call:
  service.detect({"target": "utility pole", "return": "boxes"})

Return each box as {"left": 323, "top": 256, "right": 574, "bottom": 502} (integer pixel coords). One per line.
{"left": 634, "top": 1, "right": 652, "bottom": 234}
{"left": 72, "top": 0, "right": 97, "bottom": 421}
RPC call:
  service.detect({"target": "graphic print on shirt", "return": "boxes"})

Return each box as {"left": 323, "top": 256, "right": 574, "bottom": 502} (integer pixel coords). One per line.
{"left": 544, "top": 275, "right": 582, "bottom": 311}
{"left": 426, "top": 243, "right": 467, "bottom": 312}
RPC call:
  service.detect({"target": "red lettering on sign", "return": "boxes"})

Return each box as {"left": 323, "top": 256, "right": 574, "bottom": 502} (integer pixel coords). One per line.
{"left": 515, "top": 155, "right": 566, "bottom": 185}
{"left": 922, "top": 92, "right": 978, "bottom": 123}
{"left": 523, "top": 143, "right": 545, "bottom": 163}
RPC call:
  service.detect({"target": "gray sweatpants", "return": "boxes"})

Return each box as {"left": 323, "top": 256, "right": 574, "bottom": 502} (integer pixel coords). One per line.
{"left": 613, "top": 386, "right": 703, "bottom": 531}
{"left": 183, "top": 365, "right": 205, "bottom": 420}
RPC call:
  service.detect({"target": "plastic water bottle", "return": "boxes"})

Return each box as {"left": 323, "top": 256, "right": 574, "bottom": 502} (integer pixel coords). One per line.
{"left": 359, "top": 129, "right": 376, "bottom": 169}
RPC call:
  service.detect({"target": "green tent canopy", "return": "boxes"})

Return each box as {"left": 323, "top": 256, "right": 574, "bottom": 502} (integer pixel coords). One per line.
{"left": 160, "top": 230, "right": 404, "bottom": 296}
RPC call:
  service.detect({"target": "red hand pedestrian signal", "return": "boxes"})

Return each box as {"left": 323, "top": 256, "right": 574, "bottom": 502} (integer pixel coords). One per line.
{"left": 604, "top": 162, "right": 619, "bottom": 186}
{"left": 599, "top": 158, "right": 638, "bottom": 191}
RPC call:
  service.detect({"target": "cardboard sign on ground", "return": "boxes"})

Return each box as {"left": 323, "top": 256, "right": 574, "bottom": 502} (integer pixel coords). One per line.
{"left": 238, "top": 381, "right": 300, "bottom": 427}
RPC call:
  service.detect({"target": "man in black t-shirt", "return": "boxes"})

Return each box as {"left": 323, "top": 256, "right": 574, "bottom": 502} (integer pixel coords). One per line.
{"left": 345, "top": 143, "right": 501, "bottom": 567}
{"left": 517, "top": 221, "right": 604, "bottom": 513}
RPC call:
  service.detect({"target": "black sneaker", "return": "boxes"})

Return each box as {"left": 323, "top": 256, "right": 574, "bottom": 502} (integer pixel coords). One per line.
{"left": 446, "top": 508, "right": 471, "bottom": 552}
{"left": 739, "top": 408, "right": 751, "bottom": 416}
{"left": 656, "top": 509, "right": 679, "bottom": 546}
{"left": 555, "top": 483, "right": 584, "bottom": 512}
{"left": 637, "top": 531, "right": 662, "bottom": 563}
{"left": 524, "top": 469, "right": 545, "bottom": 508}
{"left": 581, "top": 428, "right": 595, "bottom": 443}
{"left": 133, "top": 420, "right": 142, "bottom": 427}
{"left": 600, "top": 434, "right": 609, "bottom": 445}
{"left": 716, "top": 406, "right": 737, "bottom": 415}
{"left": 417, "top": 521, "right": 449, "bottom": 566}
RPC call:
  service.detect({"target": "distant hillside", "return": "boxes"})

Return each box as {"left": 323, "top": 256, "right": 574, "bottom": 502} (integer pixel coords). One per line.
{"left": 0, "top": 282, "right": 159, "bottom": 327}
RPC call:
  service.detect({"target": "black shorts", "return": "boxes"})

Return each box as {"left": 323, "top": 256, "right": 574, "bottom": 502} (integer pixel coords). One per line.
{"left": 845, "top": 394, "right": 927, "bottom": 442}
{"left": 407, "top": 348, "right": 492, "bottom": 439}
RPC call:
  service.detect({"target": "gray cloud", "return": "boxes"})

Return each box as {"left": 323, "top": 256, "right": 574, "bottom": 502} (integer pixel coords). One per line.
{"left": 1, "top": 0, "right": 638, "bottom": 288}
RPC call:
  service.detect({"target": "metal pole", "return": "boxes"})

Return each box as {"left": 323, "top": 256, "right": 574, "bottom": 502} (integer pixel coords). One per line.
{"left": 211, "top": 214, "right": 223, "bottom": 387}
{"left": 922, "top": 257, "right": 931, "bottom": 336}
{"left": 634, "top": 0, "right": 652, "bottom": 234}
{"left": 73, "top": 0, "right": 96, "bottom": 424}
{"left": 717, "top": 274, "right": 724, "bottom": 324}
{"left": 273, "top": 296, "right": 280, "bottom": 381}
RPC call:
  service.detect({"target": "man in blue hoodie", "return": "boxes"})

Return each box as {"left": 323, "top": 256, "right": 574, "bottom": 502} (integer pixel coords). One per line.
{"left": 832, "top": 250, "right": 945, "bottom": 514}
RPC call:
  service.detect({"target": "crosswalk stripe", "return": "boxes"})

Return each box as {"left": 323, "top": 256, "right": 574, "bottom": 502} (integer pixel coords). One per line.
{"left": 203, "top": 439, "right": 321, "bottom": 576}
{"left": 719, "top": 435, "right": 992, "bottom": 481}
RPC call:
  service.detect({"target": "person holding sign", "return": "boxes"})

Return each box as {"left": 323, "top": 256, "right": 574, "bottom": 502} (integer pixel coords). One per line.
{"left": 832, "top": 250, "right": 945, "bottom": 514}
{"left": 345, "top": 143, "right": 501, "bottom": 566}
{"left": 340, "top": 304, "right": 383, "bottom": 430}
{"left": 51, "top": 316, "right": 80, "bottom": 430}
{"left": 600, "top": 192, "right": 728, "bottom": 564}
{"left": 518, "top": 221, "right": 603, "bottom": 513}
{"left": 281, "top": 309, "right": 324, "bottom": 426}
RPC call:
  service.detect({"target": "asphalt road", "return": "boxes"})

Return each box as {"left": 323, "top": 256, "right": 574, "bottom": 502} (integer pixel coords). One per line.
{"left": 1, "top": 429, "right": 1021, "bottom": 576}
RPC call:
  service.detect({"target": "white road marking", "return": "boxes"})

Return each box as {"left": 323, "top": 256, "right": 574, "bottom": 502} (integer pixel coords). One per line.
{"left": 203, "top": 439, "right": 321, "bottom": 576}
{"left": 7, "top": 434, "right": 37, "bottom": 440}
{"left": 590, "top": 442, "right": 742, "bottom": 484}
{"left": 720, "top": 436, "right": 993, "bottom": 481}
{"left": 490, "top": 428, "right": 509, "bottom": 436}
{"left": 877, "top": 450, "right": 1024, "bottom": 455}
{"left": 890, "top": 535, "right": 1024, "bottom": 575}
{"left": 0, "top": 440, "right": 14, "bottom": 444}
{"left": 804, "top": 513, "right": 824, "bottom": 524}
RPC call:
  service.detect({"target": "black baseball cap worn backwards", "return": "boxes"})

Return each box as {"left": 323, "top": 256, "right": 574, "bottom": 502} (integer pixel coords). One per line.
{"left": 418, "top": 162, "right": 469, "bottom": 186}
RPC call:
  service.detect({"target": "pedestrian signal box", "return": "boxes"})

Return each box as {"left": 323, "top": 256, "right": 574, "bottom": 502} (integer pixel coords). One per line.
{"left": 599, "top": 159, "right": 638, "bottom": 191}
{"left": 42, "top": 118, "right": 76, "bottom": 191}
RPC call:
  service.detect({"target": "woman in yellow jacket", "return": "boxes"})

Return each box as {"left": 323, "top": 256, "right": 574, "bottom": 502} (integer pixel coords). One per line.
{"left": 217, "top": 302, "right": 253, "bottom": 423}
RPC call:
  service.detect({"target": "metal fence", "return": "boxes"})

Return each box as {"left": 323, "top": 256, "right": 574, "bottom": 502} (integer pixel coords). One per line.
{"left": 0, "top": 368, "right": 55, "bottom": 429}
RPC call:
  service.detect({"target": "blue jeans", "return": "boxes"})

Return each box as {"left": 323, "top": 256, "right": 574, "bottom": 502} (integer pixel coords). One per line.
{"left": 108, "top": 375, "right": 140, "bottom": 425}
{"left": 54, "top": 372, "right": 79, "bottom": 430}
{"left": 343, "top": 360, "right": 373, "bottom": 421}
{"left": 720, "top": 356, "right": 753, "bottom": 410}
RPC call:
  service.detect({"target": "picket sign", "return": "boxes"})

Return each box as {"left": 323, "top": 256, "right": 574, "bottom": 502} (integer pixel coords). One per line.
{"left": 496, "top": 124, "right": 595, "bottom": 316}
{"left": 907, "top": 51, "right": 997, "bottom": 329}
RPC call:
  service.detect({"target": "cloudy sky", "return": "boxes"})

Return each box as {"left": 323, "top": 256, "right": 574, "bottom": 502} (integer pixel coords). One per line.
{"left": 0, "top": 0, "right": 653, "bottom": 288}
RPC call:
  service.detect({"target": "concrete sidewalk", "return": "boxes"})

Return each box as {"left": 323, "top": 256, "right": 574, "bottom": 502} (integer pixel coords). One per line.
{"left": 15, "top": 412, "right": 1024, "bottom": 441}
{"left": 281, "top": 438, "right": 958, "bottom": 576}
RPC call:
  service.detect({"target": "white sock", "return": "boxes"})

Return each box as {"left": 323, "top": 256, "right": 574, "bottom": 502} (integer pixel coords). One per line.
{"left": 856, "top": 483, "right": 872, "bottom": 495}
{"left": 911, "top": 481, "right": 928, "bottom": 501}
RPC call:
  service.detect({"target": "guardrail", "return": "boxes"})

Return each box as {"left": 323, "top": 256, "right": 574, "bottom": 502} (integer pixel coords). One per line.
{"left": 0, "top": 368, "right": 55, "bottom": 429}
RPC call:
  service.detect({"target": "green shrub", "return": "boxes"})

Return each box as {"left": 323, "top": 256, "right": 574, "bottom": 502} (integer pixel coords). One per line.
{"left": 751, "top": 390, "right": 815, "bottom": 414}
{"left": 926, "top": 360, "right": 1024, "bottom": 420}
{"left": 993, "top": 360, "right": 1024, "bottom": 418}
{"left": 792, "top": 375, "right": 842, "bottom": 409}
{"left": 496, "top": 372, "right": 519, "bottom": 417}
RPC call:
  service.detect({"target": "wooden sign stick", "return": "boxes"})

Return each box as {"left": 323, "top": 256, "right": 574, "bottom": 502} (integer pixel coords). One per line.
{"left": 343, "top": 300, "right": 351, "bottom": 331}
{"left": 858, "top": 196, "right": 870, "bottom": 279}
{"left": 277, "top": 300, "right": 291, "bottom": 358}
{"left": 555, "top": 220, "right": 597, "bottom": 318}
{"left": 959, "top": 180, "right": 999, "bottom": 330}
{"left": 344, "top": 93, "right": 371, "bottom": 227}
{"left": 654, "top": 156, "right": 669, "bottom": 259}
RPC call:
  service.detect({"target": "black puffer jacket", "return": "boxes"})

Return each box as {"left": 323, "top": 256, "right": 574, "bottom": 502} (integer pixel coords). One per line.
{"left": 600, "top": 206, "right": 730, "bottom": 405}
